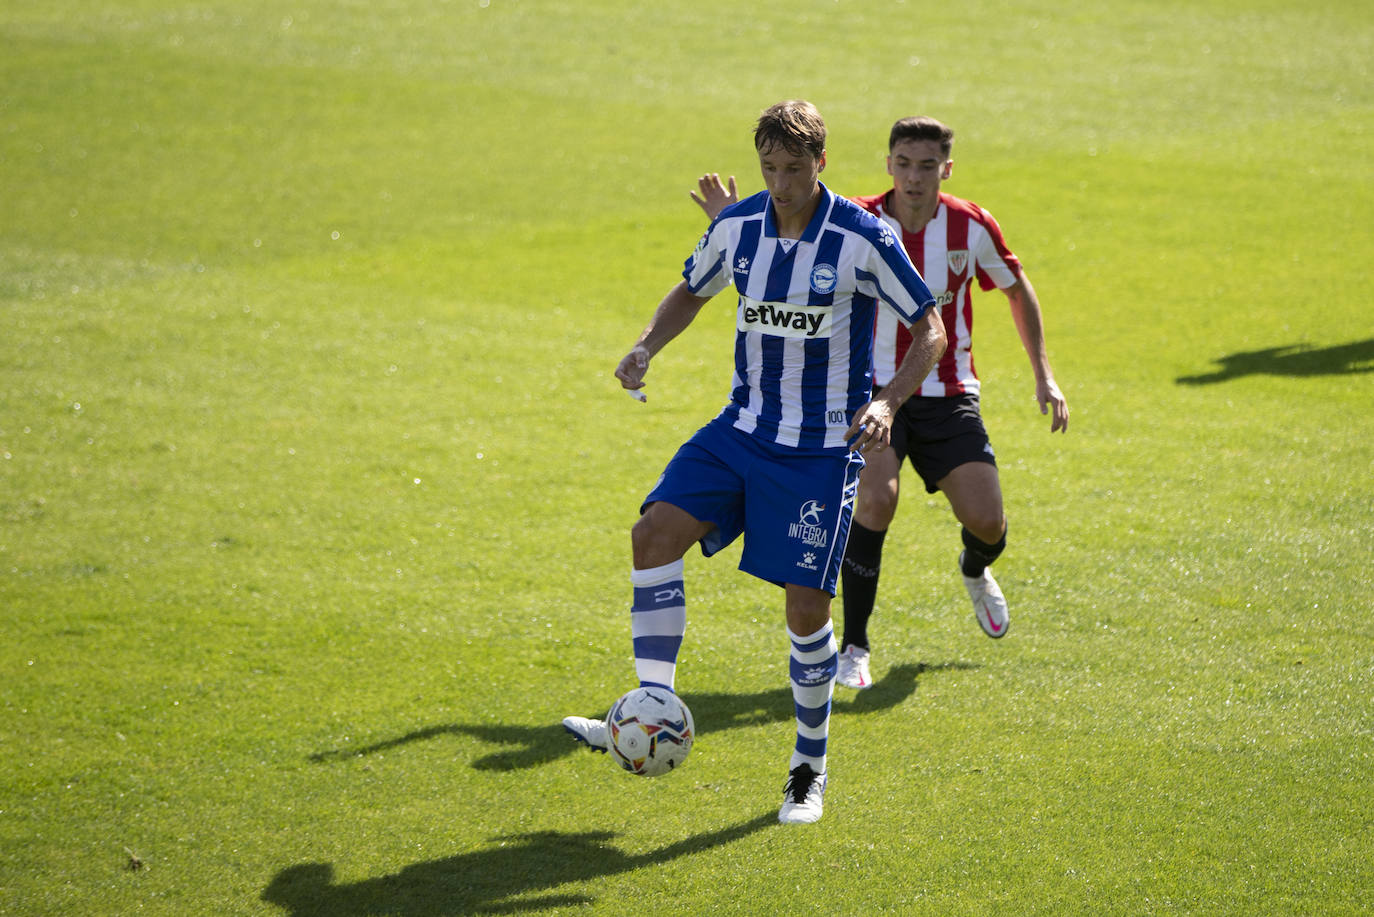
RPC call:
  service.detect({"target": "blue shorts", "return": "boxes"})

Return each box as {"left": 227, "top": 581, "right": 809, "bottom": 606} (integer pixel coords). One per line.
{"left": 642, "top": 418, "right": 863, "bottom": 594}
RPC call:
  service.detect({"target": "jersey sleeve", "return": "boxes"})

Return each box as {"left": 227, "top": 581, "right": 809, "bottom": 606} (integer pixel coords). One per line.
{"left": 971, "top": 205, "right": 1023, "bottom": 291}
{"left": 857, "top": 221, "right": 936, "bottom": 325}
{"left": 682, "top": 221, "right": 732, "bottom": 299}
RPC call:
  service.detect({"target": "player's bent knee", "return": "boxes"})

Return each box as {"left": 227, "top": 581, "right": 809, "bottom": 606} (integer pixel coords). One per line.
{"left": 784, "top": 585, "right": 833, "bottom": 637}
{"left": 632, "top": 503, "right": 703, "bottom": 568}
{"left": 964, "top": 512, "right": 1007, "bottom": 546}
{"left": 855, "top": 488, "right": 899, "bottom": 529}
{"left": 630, "top": 513, "right": 669, "bottom": 562}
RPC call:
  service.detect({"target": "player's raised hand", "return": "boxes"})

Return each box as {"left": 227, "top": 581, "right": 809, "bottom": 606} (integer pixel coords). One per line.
{"left": 689, "top": 173, "right": 738, "bottom": 221}
{"left": 1038, "top": 377, "right": 1069, "bottom": 432}
{"left": 615, "top": 345, "right": 652, "bottom": 400}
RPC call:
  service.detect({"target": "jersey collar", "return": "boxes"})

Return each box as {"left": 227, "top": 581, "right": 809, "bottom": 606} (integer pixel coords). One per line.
{"left": 763, "top": 181, "right": 834, "bottom": 244}
{"left": 880, "top": 188, "right": 945, "bottom": 234}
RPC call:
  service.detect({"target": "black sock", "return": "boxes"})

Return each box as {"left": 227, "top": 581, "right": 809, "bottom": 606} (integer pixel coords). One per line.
{"left": 840, "top": 523, "right": 887, "bottom": 650}
{"left": 961, "top": 525, "right": 1007, "bottom": 578}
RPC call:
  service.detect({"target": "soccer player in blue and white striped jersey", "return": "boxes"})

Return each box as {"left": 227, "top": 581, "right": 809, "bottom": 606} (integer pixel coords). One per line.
{"left": 562, "top": 100, "right": 945, "bottom": 824}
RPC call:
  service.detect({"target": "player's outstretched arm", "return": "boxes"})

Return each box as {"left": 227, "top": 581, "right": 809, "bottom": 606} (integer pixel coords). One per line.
{"left": 1004, "top": 272, "right": 1069, "bottom": 433}
{"left": 615, "top": 281, "right": 712, "bottom": 399}
{"left": 689, "top": 173, "right": 738, "bottom": 221}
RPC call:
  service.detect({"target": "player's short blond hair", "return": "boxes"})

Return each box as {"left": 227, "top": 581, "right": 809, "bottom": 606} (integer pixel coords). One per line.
{"left": 755, "top": 100, "right": 827, "bottom": 160}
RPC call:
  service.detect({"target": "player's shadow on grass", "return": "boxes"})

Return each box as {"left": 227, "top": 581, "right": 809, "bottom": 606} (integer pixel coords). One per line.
{"left": 1177, "top": 338, "right": 1374, "bottom": 385}
{"left": 262, "top": 811, "right": 774, "bottom": 916}
{"left": 309, "top": 661, "right": 974, "bottom": 771}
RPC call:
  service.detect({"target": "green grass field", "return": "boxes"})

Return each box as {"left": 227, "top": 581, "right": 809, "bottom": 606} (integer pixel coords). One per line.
{"left": 3, "top": 0, "right": 1372, "bottom": 913}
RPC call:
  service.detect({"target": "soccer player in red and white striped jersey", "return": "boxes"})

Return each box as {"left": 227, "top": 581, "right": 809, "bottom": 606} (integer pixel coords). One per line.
{"left": 692, "top": 117, "right": 1069, "bottom": 688}
{"left": 856, "top": 185, "right": 1021, "bottom": 401}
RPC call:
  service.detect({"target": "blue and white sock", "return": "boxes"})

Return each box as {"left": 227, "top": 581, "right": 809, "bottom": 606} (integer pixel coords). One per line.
{"left": 631, "top": 560, "right": 687, "bottom": 692}
{"left": 788, "top": 620, "right": 837, "bottom": 774}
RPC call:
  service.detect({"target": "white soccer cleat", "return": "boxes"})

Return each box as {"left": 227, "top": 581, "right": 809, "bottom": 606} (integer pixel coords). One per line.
{"left": 561, "top": 716, "right": 609, "bottom": 752}
{"left": 836, "top": 644, "right": 873, "bottom": 690}
{"left": 961, "top": 551, "right": 1009, "bottom": 638}
{"left": 778, "top": 763, "right": 827, "bottom": 824}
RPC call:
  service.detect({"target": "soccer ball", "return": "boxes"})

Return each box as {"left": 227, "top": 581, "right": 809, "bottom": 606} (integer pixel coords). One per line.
{"left": 605, "top": 687, "right": 695, "bottom": 777}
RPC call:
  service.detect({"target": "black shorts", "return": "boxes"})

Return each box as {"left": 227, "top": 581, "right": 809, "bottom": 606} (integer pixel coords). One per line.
{"left": 880, "top": 390, "right": 996, "bottom": 494}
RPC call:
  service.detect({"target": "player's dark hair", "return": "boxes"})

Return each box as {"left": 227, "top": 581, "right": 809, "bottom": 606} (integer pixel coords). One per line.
{"left": 755, "top": 100, "right": 827, "bottom": 160}
{"left": 889, "top": 117, "right": 954, "bottom": 157}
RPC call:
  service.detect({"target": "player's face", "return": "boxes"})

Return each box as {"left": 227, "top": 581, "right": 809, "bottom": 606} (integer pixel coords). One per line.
{"left": 758, "top": 143, "right": 825, "bottom": 226}
{"left": 887, "top": 138, "right": 952, "bottom": 220}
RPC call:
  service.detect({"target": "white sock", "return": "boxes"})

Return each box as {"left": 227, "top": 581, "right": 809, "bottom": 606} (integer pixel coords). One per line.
{"left": 787, "top": 619, "right": 836, "bottom": 773}
{"left": 630, "top": 560, "right": 686, "bottom": 691}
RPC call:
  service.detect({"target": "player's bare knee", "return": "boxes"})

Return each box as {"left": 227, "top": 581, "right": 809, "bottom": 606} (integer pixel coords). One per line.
{"left": 630, "top": 513, "right": 666, "bottom": 566}
{"left": 963, "top": 512, "right": 1006, "bottom": 546}
{"left": 631, "top": 505, "right": 694, "bottom": 568}
{"left": 855, "top": 489, "right": 899, "bottom": 530}
{"left": 784, "top": 587, "right": 832, "bottom": 637}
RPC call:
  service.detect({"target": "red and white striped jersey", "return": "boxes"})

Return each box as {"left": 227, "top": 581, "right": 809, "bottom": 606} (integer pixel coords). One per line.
{"left": 854, "top": 191, "right": 1022, "bottom": 397}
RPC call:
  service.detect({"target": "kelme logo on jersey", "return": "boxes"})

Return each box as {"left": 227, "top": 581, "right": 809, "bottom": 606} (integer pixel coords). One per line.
{"left": 788, "top": 500, "right": 829, "bottom": 548}
{"left": 809, "top": 263, "right": 837, "bottom": 295}
{"left": 738, "top": 296, "right": 832, "bottom": 339}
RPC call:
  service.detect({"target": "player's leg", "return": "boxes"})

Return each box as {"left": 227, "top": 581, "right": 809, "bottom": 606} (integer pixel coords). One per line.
{"left": 632, "top": 500, "right": 716, "bottom": 570}
{"left": 628, "top": 501, "right": 714, "bottom": 691}
{"left": 624, "top": 424, "right": 747, "bottom": 693}
{"left": 564, "top": 423, "right": 745, "bottom": 752}
{"left": 938, "top": 461, "right": 1010, "bottom": 637}
{"left": 837, "top": 391, "right": 919, "bottom": 689}
{"left": 563, "top": 504, "right": 718, "bottom": 752}
{"left": 940, "top": 460, "right": 1006, "bottom": 552}
{"left": 843, "top": 446, "right": 900, "bottom": 644}
{"left": 779, "top": 583, "right": 836, "bottom": 824}
{"left": 733, "top": 440, "right": 854, "bottom": 823}
{"left": 908, "top": 395, "right": 1009, "bottom": 638}
{"left": 836, "top": 445, "right": 899, "bottom": 689}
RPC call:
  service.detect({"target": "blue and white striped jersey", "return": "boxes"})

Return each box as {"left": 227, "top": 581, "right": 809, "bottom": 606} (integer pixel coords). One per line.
{"left": 683, "top": 183, "right": 936, "bottom": 451}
